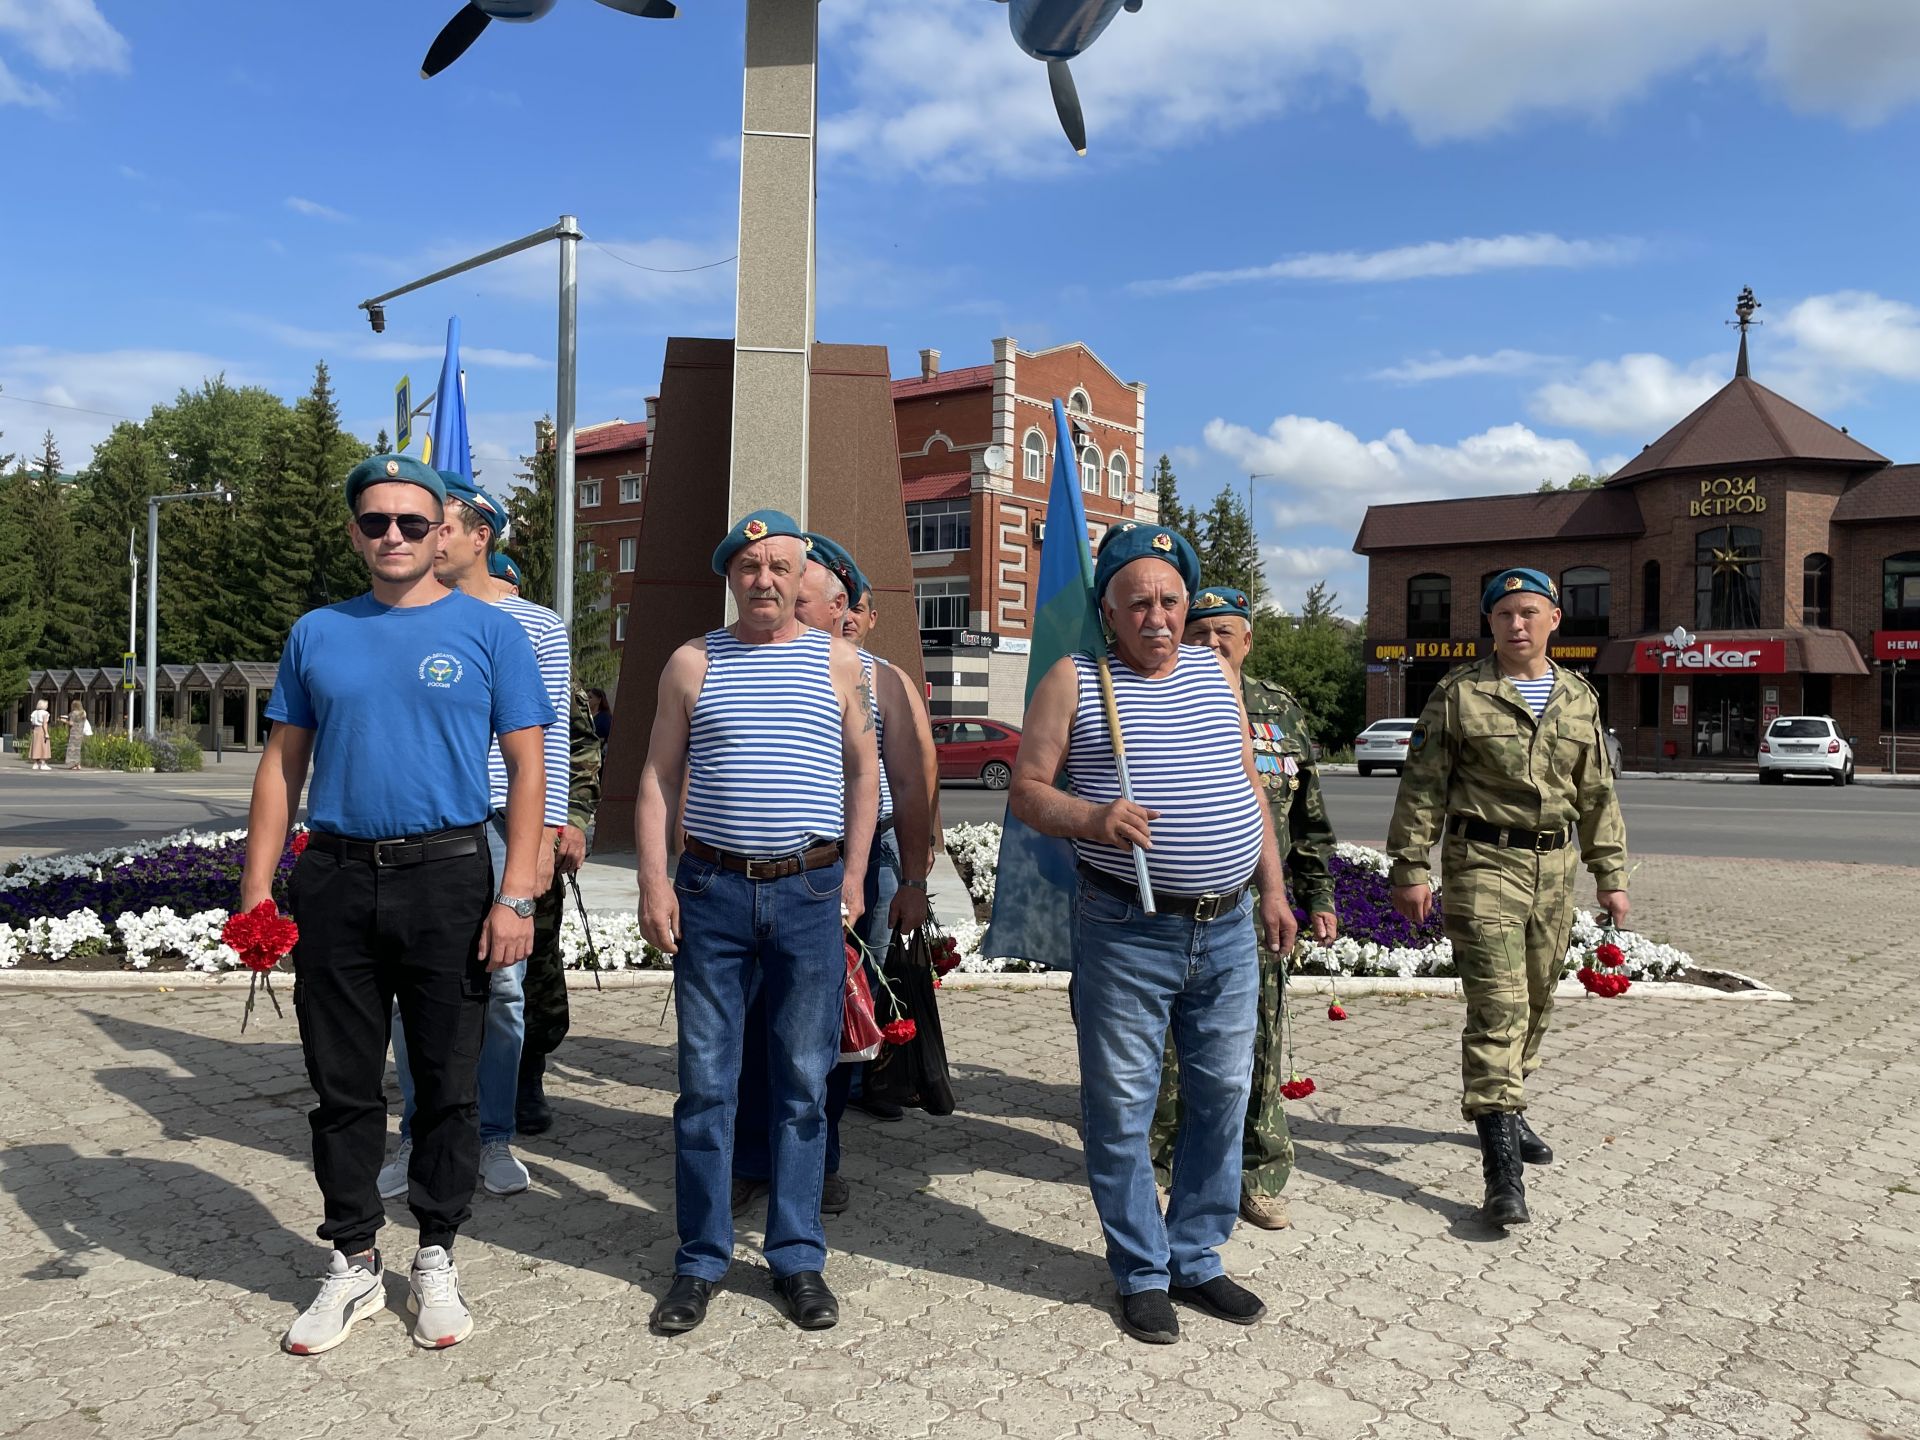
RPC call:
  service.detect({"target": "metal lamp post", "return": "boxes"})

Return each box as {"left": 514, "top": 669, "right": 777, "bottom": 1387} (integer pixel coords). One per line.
{"left": 354, "top": 214, "right": 582, "bottom": 626}
{"left": 144, "top": 487, "right": 234, "bottom": 740}
{"left": 1247, "top": 471, "right": 1282, "bottom": 612}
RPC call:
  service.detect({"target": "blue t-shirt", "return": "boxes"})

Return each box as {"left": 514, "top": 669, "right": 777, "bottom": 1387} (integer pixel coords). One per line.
{"left": 266, "top": 589, "right": 556, "bottom": 839}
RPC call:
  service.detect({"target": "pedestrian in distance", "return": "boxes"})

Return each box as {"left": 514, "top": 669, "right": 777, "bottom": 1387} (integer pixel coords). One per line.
{"left": 1149, "top": 585, "right": 1339, "bottom": 1233}
{"left": 26, "top": 700, "right": 50, "bottom": 770}
{"left": 1008, "top": 522, "right": 1297, "bottom": 1346}
{"left": 239, "top": 453, "right": 554, "bottom": 1356}
{"left": 63, "top": 701, "right": 87, "bottom": 770}
{"left": 636, "top": 508, "right": 877, "bottom": 1336}
{"left": 1386, "top": 566, "right": 1629, "bottom": 1229}
{"left": 587, "top": 687, "right": 612, "bottom": 748}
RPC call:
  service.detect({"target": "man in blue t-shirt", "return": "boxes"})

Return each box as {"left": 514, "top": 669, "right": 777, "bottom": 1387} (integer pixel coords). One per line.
{"left": 239, "top": 453, "right": 555, "bottom": 1358}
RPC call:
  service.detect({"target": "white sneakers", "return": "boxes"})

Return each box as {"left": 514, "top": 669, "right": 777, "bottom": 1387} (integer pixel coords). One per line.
{"left": 378, "top": 1138, "right": 531, "bottom": 1199}
{"left": 407, "top": 1246, "right": 473, "bottom": 1349}
{"left": 284, "top": 1245, "right": 473, "bottom": 1354}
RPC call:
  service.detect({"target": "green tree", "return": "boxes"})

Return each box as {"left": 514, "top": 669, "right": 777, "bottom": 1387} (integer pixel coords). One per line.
{"left": 1150, "top": 454, "right": 1193, "bottom": 536}
{"left": 72, "top": 422, "right": 163, "bottom": 664}
{"left": 1195, "top": 484, "right": 1264, "bottom": 610}
{"left": 0, "top": 472, "right": 45, "bottom": 697}
{"left": 1297, "top": 580, "right": 1339, "bottom": 625}
{"left": 1246, "top": 606, "right": 1366, "bottom": 751}
{"left": 503, "top": 419, "right": 616, "bottom": 689}
{"left": 1538, "top": 471, "right": 1609, "bottom": 492}
{"left": 17, "top": 432, "right": 91, "bottom": 664}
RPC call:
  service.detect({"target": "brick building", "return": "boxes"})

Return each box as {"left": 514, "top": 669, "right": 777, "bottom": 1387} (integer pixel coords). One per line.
{"left": 1354, "top": 312, "right": 1920, "bottom": 772}
{"left": 572, "top": 415, "right": 652, "bottom": 655}
{"left": 893, "top": 338, "right": 1153, "bottom": 718}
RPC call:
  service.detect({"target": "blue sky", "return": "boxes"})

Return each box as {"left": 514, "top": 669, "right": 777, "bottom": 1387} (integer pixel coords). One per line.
{"left": 7, "top": 0, "right": 1920, "bottom": 611}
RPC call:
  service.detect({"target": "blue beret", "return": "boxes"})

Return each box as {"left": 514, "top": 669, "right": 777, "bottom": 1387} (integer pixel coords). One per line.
{"left": 488, "top": 551, "right": 522, "bottom": 586}
{"left": 1482, "top": 567, "right": 1560, "bottom": 614}
{"left": 803, "top": 532, "right": 869, "bottom": 605}
{"left": 711, "top": 508, "right": 806, "bottom": 576}
{"left": 1187, "top": 585, "right": 1252, "bottom": 624}
{"left": 346, "top": 453, "right": 446, "bottom": 510}
{"left": 1093, "top": 523, "right": 1201, "bottom": 606}
{"left": 439, "top": 471, "right": 508, "bottom": 532}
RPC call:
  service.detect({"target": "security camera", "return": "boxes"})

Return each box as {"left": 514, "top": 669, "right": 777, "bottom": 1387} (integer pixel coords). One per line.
{"left": 368, "top": 303, "right": 386, "bottom": 334}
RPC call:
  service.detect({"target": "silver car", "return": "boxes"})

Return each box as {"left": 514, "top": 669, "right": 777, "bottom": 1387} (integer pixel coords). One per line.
{"left": 1355, "top": 718, "right": 1417, "bottom": 776}
{"left": 1758, "top": 715, "right": 1855, "bottom": 786}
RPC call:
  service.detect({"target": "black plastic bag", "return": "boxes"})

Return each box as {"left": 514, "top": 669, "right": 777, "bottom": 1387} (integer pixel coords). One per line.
{"left": 864, "top": 926, "right": 956, "bottom": 1116}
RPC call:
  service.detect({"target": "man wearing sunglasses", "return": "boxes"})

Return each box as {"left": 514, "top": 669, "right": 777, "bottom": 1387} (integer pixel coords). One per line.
{"left": 379, "top": 473, "right": 570, "bottom": 1204}
{"left": 241, "top": 454, "right": 554, "bottom": 1356}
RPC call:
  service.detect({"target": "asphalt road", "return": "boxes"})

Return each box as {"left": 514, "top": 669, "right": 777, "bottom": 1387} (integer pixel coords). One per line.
{"left": 3, "top": 757, "right": 1916, "bottom": 867}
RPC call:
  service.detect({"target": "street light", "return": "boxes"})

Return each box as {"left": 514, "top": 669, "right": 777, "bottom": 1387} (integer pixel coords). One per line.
{"left": 145, "top": 486, "right": 234, "bottom": 740}
{"left": 1247, "top": 471, "right": 1282, "bottom": 611}
{"left": 354, "top": 214, "right": 581, "bottom": 626}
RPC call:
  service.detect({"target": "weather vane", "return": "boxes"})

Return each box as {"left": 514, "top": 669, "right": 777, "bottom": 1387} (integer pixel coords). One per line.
{"left": 1729, "top": 286, "right": 1762, "bottom": 378}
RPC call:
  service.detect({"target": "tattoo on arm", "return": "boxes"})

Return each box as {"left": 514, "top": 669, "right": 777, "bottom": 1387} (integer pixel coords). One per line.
{"left": 856, "top": 667, "right": 876, "bottom": 734}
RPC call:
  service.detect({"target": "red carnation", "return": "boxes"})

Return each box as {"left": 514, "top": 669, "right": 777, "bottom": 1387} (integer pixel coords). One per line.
{"left": 289, "top": 830, "right": 309, "bottom": 858}
{"left": 1279, "top": 1075, "right": 1317, "bottom": 1101}
{"left": 221, "top": 900, "right": 299, "bottom": 1032}
{"left": 881, "top": 1018, "right": 917, "bottom": 1045}
{"left": 932, "top": 934, "right": 962, "bottom": 977}
{"left": 1594, "top": 940, "right": 1625, "bottom": 969}
{"left": 1327, "top": 1004, "right": 1348, "bottom": 1021}
{"left": 1577, "top": 966, "right": 1631, "bottom": 998}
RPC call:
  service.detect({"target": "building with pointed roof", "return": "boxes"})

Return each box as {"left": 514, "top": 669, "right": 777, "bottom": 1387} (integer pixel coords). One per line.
{"left": 1354, "top": 292, "right": 1920, "bottom": 771}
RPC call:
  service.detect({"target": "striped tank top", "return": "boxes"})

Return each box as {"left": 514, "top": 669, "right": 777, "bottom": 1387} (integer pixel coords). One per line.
{"left": 684, "top": 627, "right": 844, "bottom": 857}
{"left": 1066, "top": 645, "right": 1265, "bottom": 896}
{"left": 860, "top": 650, "right": 893, "bottom": 824}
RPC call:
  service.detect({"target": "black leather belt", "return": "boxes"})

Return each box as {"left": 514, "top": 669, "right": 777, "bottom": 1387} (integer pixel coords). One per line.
{"left": 875, "top": 815, "right": 896, "bottom": 838}
{"left": 1077, "top": 862, "right": 1249, "bottom": 923}
{"left": 1448, "top": 816, "right": 1572, "bottom": 853}
{"left": 683, "top": 834, "right": 843, "bottom": 880}
{"left": 306, "top": 824, "right": 485, "bottom": 868}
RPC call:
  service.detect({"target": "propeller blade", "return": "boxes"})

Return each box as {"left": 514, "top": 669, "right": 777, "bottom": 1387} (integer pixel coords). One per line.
{"left": 1124, "top": 0, "right": 1143, "bottom": 12}
{"left": 593, "top": 0, "right": 679, "bottom": 15}
{"left": 1047, "top": 59, "right": 1087, "bottom": 155}
{"left": 422, "top": 2, "right": 492, "bottom": 78}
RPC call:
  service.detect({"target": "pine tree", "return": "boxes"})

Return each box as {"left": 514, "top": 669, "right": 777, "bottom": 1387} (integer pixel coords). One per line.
{"left": 73, "top": 422, "right": 162, "bottom": 665}
{"left": 0, "top": 471, "right": 45, "bottom": 696}
{"left": 1150, "top": 455, "right": 1193, "bottom": 536}
{"left": 1195, "top": 484, "right": 1264, "bottom": 609}
{"left": 18, "top": 432, "right": 91, "bottom": 664}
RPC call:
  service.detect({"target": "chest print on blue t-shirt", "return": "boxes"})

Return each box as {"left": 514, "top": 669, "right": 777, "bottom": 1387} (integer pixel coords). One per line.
{"left": 418, "top": 652, "right": 466, "bottom": 689}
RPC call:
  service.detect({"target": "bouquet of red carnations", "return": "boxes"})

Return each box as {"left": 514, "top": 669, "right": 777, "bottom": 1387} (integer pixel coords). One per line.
{"left": 221, "top": 899, "right": 299, "bottom": 1032}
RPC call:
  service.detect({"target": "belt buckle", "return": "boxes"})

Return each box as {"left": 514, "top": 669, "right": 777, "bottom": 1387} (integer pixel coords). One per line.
{"left": 1533, "top": 831, "right": 1555, "bottom": 853}
{"left": 744, "top": 857, "right": 769, "bottom": 881}
{"left": 1193, "top": 891, "right": 1226, "bottom": 923}
{"left": 372, "top": 839, "right": 399, "bottom": 868}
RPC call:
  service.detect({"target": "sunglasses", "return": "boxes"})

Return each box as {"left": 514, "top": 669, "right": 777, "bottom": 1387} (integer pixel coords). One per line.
{"left": 354, "top": 511, "right": 438, "bottom": 542}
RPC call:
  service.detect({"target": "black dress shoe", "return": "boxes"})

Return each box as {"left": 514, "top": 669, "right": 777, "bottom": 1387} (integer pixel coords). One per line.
{"left": 773, "top": 1270, "right": 839, "bottom": 1330}
{"left": 850, "top": 1095, "right": 905, "bottom": 1122}
{"left": 651, "top": 1275, "right": 713, "bottom": 1334}
{"left": 1474, "top": 1112, "right": 1531, "bottom": 1227}
{"left": 1515, "top": 1112, "right": 1553, "bottom": 1165}
{"left": 1169, "top": 1276, "right": 1266, "bottom": 1325}
{"left": 1119, "top": 1289, "right": 1179, "bottom": 1344}
{"left": 515, "top": 1056, "right": 554, "bottom": 1136}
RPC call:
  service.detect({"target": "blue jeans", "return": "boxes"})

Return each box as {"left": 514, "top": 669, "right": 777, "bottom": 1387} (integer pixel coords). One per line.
{"left": 1072, "top": 879, "right": 1258, "bottom": 1294}
{"left": 673, "top": 850, "right": 846, "bottom": 1280}
{"left": 736, "top": 829, "right": 901, "bottom": 1180}
{"left": 393, "top": 811, "right": 526, "bottom": 1146}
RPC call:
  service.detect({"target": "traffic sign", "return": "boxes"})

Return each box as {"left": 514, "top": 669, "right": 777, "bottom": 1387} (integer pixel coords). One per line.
{"left": 395, "top": 376, "right": 412, "bottom": 452}
{"left": 121, "top": 652, "right": 135, "bottom": 691}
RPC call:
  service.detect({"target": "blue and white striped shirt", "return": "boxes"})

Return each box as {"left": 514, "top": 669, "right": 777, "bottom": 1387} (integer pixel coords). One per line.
{"left": 1507, "top": 666, "right": 1556, "bottom": 719}
{"left": 684, "top": 627, "right": 844, "bottom": 857}
{"left": 485, "top": 596, "right": 570, "bottom": 829}
{"left": 1066, "top": 645, "right": 1265, "bottom": 896}
{"left": 861, "top": 650, "right": 893, "bottom": 824}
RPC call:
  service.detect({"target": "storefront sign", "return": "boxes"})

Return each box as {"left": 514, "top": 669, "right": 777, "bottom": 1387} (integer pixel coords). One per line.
{"left": 1689, "top": 475, "right": 1768, "bottom": 517}
{"left": 1633, "top": 627, "right": 1786, "bottom": 673}
{"left": 1371, "top": 638, "right": 1484, "bottom": 663}
{"left": 957, "top": 628, "right": 998, "bottom": 650}
{"left": 1761, "top": 686, "right": 1780, "bottom": 728}
{"left": 1547, "top": 643, "right": 1599, "bottom": 662}
{"left": 1874, "top": 630, "right": 1920, "bottom": 661}
{"left": 1671, "top": 684, "right": 1689, "bottom": 728}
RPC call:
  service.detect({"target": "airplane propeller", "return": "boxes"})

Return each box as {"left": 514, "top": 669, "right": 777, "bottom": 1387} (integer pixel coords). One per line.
{"left": 1047, "top": 60, "right": 1086, "bottom": 156}
{"left": 423, "top": 0, "right": 679, "bottom": 80}
{"left": 999, "top": 0, "right": 1142, "bottom": 153}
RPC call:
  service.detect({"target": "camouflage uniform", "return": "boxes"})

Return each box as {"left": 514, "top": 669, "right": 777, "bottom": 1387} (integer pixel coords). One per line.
{"left": 1384, "top": 656, "right": 1628, "bottom": 1119}
{"left": 1150, "top": 676, "right": 1336, "bottom": 1197}
{"left": 522, "top": 684, "right": 603, "bottom": 1062}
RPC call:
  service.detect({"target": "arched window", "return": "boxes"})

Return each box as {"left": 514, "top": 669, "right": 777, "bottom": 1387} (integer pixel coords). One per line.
{"left": 1695, "top": 525, "right": 1763, "bottom": 629}
{"left": 1407, "top": 574, "right": 1450, "bottom": 640}
{"left": 1022, "top": 430, "right": 1045, "bottom": 482}
{"left": 1560, "top": 566, "right": 1611, "bottom": 638}
{"left": 1802, "top": 553, "right": 1832, "bottom": 627}
{"left": 1107, "top": 451, "right": 1128, "bottom": 498}
{"left": 1080, "top": 445, "right": 1100, "bottom": 492}
{"left": 1887, "top": 551, "right": 1920, "bottom": 629}
{"left": 1068, "top": 389, "right": 1091, "bottom": 417}
{"left": 1642, "top": 559, "right": 1661, "bottom": 633}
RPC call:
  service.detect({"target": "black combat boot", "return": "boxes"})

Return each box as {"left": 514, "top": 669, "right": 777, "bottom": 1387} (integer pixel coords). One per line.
{"left": 1515, "top": 1111, "right": 1553, "bottom": 1165}
{"left": 1474, "top": 1112, "right": 1531, "bottom": 1227}
{"left": 516, "top": 1051, "right": 554, "bottom": 1136}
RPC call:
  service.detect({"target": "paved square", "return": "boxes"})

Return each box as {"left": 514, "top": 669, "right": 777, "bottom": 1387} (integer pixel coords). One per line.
{"left": 1, "top": 854, "right": 1916, "bottom": 1439}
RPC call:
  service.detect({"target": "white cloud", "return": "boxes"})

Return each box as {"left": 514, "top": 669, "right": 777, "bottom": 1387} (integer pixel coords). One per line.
{"left": 0, "top": 56, "right": 48, "bottom": 106}
{"left": 819, "top": 0, "right": 1920, "bottom": 180}
{"left": 1261, "top": 544, "right": 1358, "bottom": 581}
{"left": 1775, "top": 290, "right": 1920, "bottom": 381}
{"left": 1528, "top": 353, "right": 1725, "bottom": 435}
{"left": 0, "top": 345, "right": 256, "bottom": 465}
{"left": 1135, "top": 235, "right": 1636, "bottom": 296}
{"left": 285, "top": 196, "right": 350, "bottom": 223}
{"left": 244, "top": 317, "right": 547, "bottom": 371}
{"left": 0, "top": 0, "right": 128, "bottom": 74}
{"left": 1259, "top": 546, "right": 1370, "bottom": 617}
{"left": 1372, "top": 349, "right": 1567, "bottom": 384}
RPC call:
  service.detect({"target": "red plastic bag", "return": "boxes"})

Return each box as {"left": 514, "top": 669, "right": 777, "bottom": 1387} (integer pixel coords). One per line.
{"left": 839, "top": 939, "right": 882, "bottom": 1062}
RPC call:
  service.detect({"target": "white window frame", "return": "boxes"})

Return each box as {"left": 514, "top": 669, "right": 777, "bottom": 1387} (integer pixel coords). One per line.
{"left": 614, "top": 603, "right": 629, "bottom": 642}
{"left": 579, "top": 540, "right": 596, "bottom": 573}
{"left": 915, "top": 577, "right": 970, "bottom": 633}
{"left": 1080, "top": 445, "right": 1100, "bottom": 492}
{"left": 1068, "top": 388, "right": 1091, "bottom": 417}
{"left": 577, "top": 478, "right": 602, "bottom": 507}
{"left": 906, "top": 498, "right": 972, "bottom": 555}
{"left": 618, "top": 473, "right": 643, "bottom": 504}
{"left": 1107, "top": 451, "right": 1128, "bottom": 498}
{"left": 617, "top": 536, "right": 637, "bottom": 573}
{"left": 1022, "top": 429, "right": 1046, "bottom": 481}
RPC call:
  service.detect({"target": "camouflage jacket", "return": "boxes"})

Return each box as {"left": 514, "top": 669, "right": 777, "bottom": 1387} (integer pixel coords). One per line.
{"left": 566, "top": 684, "right": 603, "bottom": 833}
{"left": 1385, "top": 656, "right": 1628, "bottom": 892}
{"left": 1245, "top": 675, "right": 1337, "bottom": 914}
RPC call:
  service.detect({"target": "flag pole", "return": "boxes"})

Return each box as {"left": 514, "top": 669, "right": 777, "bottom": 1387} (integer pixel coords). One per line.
{"left": 1093, "top": 650, "right": 1156, "bottom": 915}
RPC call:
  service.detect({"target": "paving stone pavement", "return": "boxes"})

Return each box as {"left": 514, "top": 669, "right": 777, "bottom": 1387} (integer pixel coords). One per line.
{"left": 1, "top": 854, "right": 1917, "bottom": 1440}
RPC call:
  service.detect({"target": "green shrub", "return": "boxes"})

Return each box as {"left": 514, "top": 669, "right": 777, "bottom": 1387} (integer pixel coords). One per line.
{"left": 46, "top": 723, "right": 70, "bottom": 758}
{"left": 81, "top": 734, "right": 154, "bottom": 771}
{"left": 157, "top": 723, "right": 203, "bottom": 772}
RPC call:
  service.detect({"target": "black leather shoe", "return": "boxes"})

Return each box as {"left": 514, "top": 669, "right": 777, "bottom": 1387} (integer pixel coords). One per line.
{"left": 515, "top": 1055, "right": 554, "bottom": 1136}
{"left": 1515, "top": 1112, "right": 1553, "bottom": 1165}
{"left": 1119, "top": 1289, "right": 1179, "bottom": 1344}
{"left": 1170, "top": 1276, "right": 1266, "bottom": 1325}
{"left": 773, "top": 1270, "right": 839, "bottom": 1330}
{"left": 651, "top": 1275, "right": 713, "bottom": 1334}
{"left": 1474, "top": 1112, "right": 1531, "bottom": 1227}
{"left": 850, "top": 1095, "right": 905, "bottom": 1122}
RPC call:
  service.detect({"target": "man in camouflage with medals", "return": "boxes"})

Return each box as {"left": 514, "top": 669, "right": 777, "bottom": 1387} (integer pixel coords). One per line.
{"left": 1149, "top": 586, "right": 1338, "bottom": 1231}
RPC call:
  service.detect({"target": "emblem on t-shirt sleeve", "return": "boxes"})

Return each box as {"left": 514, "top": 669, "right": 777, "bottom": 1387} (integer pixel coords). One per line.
{"left": 419, "top": 652, "right": 465, "bottom": 689}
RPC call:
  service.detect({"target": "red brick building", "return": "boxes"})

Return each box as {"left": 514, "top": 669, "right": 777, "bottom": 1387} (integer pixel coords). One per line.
{"left": 572, "top": 415, "right": 652, "bottom": 655}
{"left": 1354, "top": 322, "right": 1920, "bottom": 772}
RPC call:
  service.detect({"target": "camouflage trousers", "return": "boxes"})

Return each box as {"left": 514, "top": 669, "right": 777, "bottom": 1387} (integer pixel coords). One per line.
{"left": 1441, "top": 836, "right": 1580, "bottom": 1119}
{"left": 521, "top": 870, "right": 571, "bottom": 1063}
{"left": 1149, "top": 941, "right": 1294, "bottom": 1198}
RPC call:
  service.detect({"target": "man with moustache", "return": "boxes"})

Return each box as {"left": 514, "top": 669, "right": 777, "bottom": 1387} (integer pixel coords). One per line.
{"left": 1008, "top": 523, "right": 1297, "bottom": 1345}
{"left": 1388, "top": 567, "right": 1629, "bottom": 1228}
{"left": 636, "top": 510, "right": 878, "bottom": 1335}
{"left": 241, "top": 454, "right": 552, "bottom": 1354}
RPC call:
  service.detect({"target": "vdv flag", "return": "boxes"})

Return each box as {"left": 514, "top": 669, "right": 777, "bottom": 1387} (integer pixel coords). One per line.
{"left": 979, "top": 398, "right": 1105, "bottom": 970}
{"left": 425, "top": 315, "right": 472, "bottom": 481}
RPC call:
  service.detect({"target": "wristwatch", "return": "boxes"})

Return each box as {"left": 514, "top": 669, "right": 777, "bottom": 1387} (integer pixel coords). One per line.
{"left": 493, "top": 892, "right": 537, "bottom": 919}
{"left": 899, "top": 878, "right": 929, "bottom": 891}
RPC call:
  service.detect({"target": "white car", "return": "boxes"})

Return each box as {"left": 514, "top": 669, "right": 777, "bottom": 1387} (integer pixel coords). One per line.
{"left": 1355, "top": 718, "right": 1417, "bottom": 776}
{"left": 1758, "top": 716, "right": 1855, "bottom": 786}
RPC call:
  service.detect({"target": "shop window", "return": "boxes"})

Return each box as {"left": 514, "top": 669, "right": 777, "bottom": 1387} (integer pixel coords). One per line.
{"left": 1638, "top": 677, "right": 1659, "bottom": 728}
{"left": 906, "top": 498, "right": 971, "bottom": 554}
{"left": 1885, "top": 552, "right": 1920, "bottom": 630}
{"left": 1023, "top": 430, "right": 1045, "bottom": 481}
{"left": 1642, "top": 560, "right": 1661, "bottom": 632}
{"left": 1407, "top": 574, "right": 1450, "bottom": 640}
{"left": 1802, "top": 553, "right": 1832, "bottom": 627}
{"left": 1695, "top": 525, "right": 1763, "bottom": 629}
{"left": 1560, "top": 566, "right": 1611, "bottom": 638}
